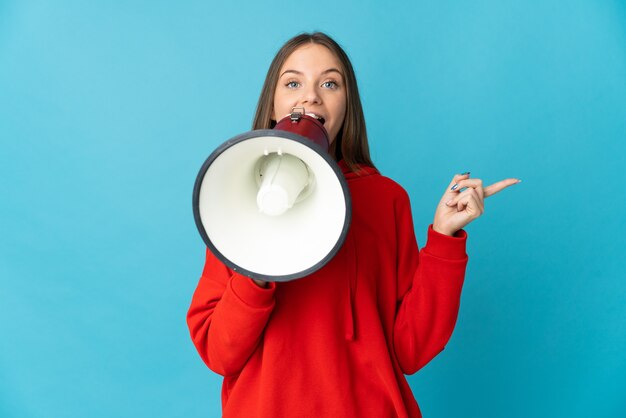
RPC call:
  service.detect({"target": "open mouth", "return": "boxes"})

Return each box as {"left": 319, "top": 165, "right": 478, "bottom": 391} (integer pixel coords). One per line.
{"left": 306, "top": 112, "right": 326, "bottom": 125}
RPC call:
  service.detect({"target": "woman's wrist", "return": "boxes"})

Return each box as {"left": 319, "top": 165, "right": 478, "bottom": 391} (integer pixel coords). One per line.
{"left": 432, "top": 223, "right": 455, "bottom": 236}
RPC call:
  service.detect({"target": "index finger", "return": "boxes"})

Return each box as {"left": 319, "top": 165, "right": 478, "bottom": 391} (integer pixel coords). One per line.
{"left": 484, "top": 178, "right": 521, "bottom": 198}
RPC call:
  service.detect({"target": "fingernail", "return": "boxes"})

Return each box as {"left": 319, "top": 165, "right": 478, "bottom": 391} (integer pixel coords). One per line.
{"left": 461, "top": 171, "right": 470, "bottom": 176}
{"left": 450, "top": 184, "right": 458, "bottom": 191}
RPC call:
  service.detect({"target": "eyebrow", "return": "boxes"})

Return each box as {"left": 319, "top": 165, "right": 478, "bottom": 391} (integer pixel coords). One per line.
{"left": 279, "top": 68, "right": 344, "bottom": 78}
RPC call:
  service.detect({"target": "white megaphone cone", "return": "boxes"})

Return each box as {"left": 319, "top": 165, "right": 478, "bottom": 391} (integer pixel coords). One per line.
{"left": 192, "top": 107, "right": 351, "bottom": 282}
{"left": 256, "top": 152, "right": 310, "bottom": 216}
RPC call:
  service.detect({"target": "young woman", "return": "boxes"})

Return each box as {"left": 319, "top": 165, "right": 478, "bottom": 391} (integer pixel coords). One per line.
{"left": 187, "top": 32, "right": 519, "bottom": 418}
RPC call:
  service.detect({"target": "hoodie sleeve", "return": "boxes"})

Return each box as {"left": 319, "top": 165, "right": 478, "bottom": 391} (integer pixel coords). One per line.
{"left": 392, "top": 190, "right": 468, "bottom": 375}
{"left": 186, "top": 248, "right": 276, "bottom": 377}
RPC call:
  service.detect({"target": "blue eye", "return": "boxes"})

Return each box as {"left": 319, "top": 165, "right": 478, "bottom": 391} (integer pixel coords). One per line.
{"left": 286, "top": 81, "right": 300, "bottom": 88}
{"left": 322, "top": 81, "right": 338, "bottom": 89}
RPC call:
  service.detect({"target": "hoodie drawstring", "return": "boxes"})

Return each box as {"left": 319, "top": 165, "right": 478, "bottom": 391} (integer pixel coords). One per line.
{"left": 345, "top": 232, "right": 357, "bottom": 341}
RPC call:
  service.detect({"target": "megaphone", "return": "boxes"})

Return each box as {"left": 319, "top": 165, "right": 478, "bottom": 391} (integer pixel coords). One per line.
{"left": 193, "top": 107, "right": 351, "bottom": 282}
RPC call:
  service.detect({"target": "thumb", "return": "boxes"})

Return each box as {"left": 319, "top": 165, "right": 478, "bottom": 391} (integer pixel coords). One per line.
{"left": 441, "top": 172, "right": 470, "bottom": 203}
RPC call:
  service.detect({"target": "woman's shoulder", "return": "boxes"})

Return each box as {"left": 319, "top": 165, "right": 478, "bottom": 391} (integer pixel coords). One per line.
{"left": 345, "top": 165, "right": 410, "bottom": 206}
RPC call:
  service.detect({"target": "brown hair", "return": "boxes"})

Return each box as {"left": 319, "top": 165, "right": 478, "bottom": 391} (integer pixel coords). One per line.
{"left": 252, "top": 32, "right": 375, "bottom": 173}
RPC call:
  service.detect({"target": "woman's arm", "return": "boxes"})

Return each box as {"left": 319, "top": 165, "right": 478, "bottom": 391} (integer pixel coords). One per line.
{"left": 392, "top": 191, "right": 468, "bottom": 375}
{"left": 393, "top": 171, "right": 519, "bottom": 374}
{"left": 186, "top": 248, "right": 276, "bottom": 376}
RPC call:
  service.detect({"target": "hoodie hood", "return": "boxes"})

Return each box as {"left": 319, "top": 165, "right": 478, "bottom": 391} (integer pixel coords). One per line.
{"left": 338, "top": 160, "right": 379, "bottom": 180}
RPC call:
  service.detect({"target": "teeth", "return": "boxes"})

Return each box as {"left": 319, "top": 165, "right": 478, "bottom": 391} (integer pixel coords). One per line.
{"left": 305, "top": 113, "right": 326, "bottom": 125}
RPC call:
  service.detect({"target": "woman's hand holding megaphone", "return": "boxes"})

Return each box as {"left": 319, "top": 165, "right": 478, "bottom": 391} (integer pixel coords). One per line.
{"left": 252, "top": 279, "right": 268, "bottom": 288}
{"left": 432, "top": 172, "right": 521, "bottom": 236}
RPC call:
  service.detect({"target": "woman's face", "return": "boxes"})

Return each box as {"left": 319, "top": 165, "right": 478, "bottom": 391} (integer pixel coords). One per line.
{"left": 272, "top": 43, "right": 347, "bottom": 145}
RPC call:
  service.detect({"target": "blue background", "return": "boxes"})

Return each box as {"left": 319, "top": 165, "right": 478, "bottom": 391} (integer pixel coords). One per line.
{"left": 1, "top": 1, "right": 625, "bottom": 417}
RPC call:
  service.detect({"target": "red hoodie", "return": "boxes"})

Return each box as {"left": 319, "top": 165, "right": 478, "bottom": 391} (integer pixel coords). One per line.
{"left": 187, "top": 161, "right": 468, "bottom": 417}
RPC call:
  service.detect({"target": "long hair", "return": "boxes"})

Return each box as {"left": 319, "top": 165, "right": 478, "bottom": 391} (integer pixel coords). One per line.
{"left": 252, "top": 32, "right": 375, "bottom": 172}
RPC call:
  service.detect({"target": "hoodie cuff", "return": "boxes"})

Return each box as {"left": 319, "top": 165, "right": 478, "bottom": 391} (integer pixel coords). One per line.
{"left": 424, "top": 224, "right": 467, "bottom": 260}
{"left": 230, "top": 273, "right": 276, "bottom": 309}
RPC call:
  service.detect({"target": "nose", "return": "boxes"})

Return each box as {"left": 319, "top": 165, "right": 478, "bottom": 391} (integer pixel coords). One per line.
{"left": 299, "top": 84, "right": 322, "bottom": 106}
